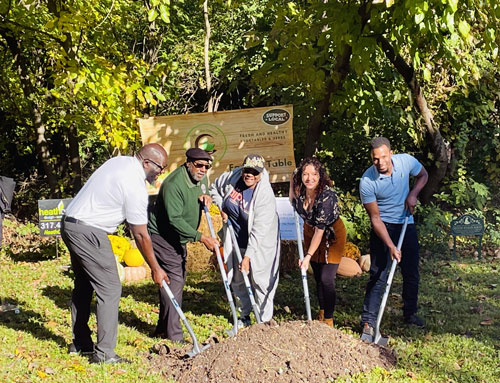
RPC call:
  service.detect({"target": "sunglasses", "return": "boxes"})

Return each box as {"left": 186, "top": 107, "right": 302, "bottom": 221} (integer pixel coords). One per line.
{"left": 192, "top": 162, "right": 211, "bottom": 170}
{"left": 243, "top": 168, "right": 260, "bottom": 176}
{"left": 145, "top": 158, "right": 166, "bottom": 172}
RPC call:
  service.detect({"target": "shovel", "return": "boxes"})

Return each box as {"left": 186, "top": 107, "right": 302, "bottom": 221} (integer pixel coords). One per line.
{"left": 294, "top": 210, "right": 312, "bottom": 321}
{"left": 161, "top": 280, "right": 210, "bottom": 357}
{"left": 225, "top": 219, "right": 262, "bottom": 324}
{"left": 203, "top": 205, "right": 239, "bottom": 336}
{"left": 361, "top": 216, "right": 409, "bottom": 345}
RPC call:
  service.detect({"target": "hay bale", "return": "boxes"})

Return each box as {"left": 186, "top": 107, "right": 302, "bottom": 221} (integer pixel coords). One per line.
{"left": 186, "top": 210, "right": 222, "bottom": 272}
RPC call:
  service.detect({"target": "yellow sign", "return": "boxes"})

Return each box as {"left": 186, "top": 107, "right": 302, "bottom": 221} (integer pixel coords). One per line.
{"left": 139, "top": 105, "right": 295, "bottom": 192}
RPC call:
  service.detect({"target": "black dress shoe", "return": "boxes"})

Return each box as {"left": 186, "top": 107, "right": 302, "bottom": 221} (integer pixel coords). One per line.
{"left": 68, "top": 343, "right": 94, "bottom": 356}
{"left": 404, "top": 313, "right": 426, "bottom": 328}
{"left": 150, "top": 330, "right": 166, "bottom": 339}
{"left": 89, "top": 353, "right": 131, "bottom": 364}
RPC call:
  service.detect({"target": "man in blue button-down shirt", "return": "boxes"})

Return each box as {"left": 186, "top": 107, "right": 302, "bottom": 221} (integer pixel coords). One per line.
{"left": 359, "top": 137, "right": 428, "bottom": 336}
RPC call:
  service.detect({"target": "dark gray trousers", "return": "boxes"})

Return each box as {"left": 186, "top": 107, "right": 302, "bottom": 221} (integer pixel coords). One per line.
{"left": 151, "top": 234, "right": 186, "bottom": 342}
{"left": 61, "top": 220, "right": 121, "bottom": 359}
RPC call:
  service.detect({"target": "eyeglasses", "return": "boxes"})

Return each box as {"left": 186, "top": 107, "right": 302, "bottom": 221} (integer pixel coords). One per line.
{"left": 243, "top": 168, "right": 260, "bottom": 176}
{"left": 145, "top": 159, "right": 166, "bottom": 172}
{"left": 192, "top": 162, "right": 211, "bottom": 170}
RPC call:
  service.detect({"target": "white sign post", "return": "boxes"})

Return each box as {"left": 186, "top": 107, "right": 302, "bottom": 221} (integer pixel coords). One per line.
{"left": 276, "top": 197, "right": 303, "bottom": 240}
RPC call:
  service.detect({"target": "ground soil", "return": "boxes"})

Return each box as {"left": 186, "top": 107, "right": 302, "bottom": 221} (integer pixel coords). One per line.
{"left": 145, "top": 320, "right": 396, "bottom": 383}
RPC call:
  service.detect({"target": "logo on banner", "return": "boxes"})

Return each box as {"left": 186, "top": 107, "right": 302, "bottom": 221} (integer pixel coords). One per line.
{"left": 262, "top": 108, "right": 290, "bottom": 126}
{"left": 185, "top": 123, "right": 228, "bottom": 162}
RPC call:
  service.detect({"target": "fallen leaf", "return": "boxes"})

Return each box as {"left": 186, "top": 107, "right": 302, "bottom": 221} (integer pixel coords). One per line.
{"left": 113, "top": 369, "right": 127, "bottom": 375}
{"left": 37, "top": 370, "right": 47, "bottom": 378}
{"left": 284, "top": 306, "right": 291, "bottom": 313}
{"left": 70, "top": 363, "right": 86, "bottom": 372}
{"left": 46, "top": 320, "right": 57, "bottom": 328}
{"left": 44, "top": 367, "right": 55, "bottom": 374}
{"left": 406, "top": 370, "right": 417, "bottom": 379}
{"left": 480, "top": 319, "right": 493, "bottom": 326}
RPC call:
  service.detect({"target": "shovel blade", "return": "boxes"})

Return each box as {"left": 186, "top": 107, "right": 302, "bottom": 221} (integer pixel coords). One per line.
{"left": 225, "top": 326, "right": 238, "bottom": 337}
{"left": 186, "top": 344, "right": 210, "bottom": 358}
{"left": 374, "top": 335, "right": 389, "bottom": 346}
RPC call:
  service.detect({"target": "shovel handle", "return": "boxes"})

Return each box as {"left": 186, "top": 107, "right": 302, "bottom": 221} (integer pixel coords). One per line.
{"left": 161, "top": 280, "right": 201, "bottom": 354}
{"left": 226, "top": 219, "right": 262, "bottom": 323}
{"left": 203, "top": 205, "right": 239, "bottom": 334}
{"left": 374, "top": 216, "right": 409, "bottom": 341}
{"left": 294, "top": 210, "right": 312, "bottom": 321}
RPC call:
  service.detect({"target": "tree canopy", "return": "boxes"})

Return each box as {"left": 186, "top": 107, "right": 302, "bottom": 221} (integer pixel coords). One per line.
{"left": 1, "top": 0, "right": 499, "bottom": 221}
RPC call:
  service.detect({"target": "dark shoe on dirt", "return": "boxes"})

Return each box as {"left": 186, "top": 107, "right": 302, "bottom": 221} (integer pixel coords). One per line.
{"left": 89, "top": 353, "right": 131, "bottom": 364}
{"left": 150, "top": 330, "right": 166, "bottom": 339}
{"left": 68, "top": 343, "right": 94, "bottom": 356}
{"left": 404, "top": 314, "right": 426, "bottom": 328}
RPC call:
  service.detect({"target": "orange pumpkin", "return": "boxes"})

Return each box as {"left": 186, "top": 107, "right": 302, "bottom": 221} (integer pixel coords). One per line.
{"left": 337, "top": 256, "right": 362, "bottom": 277}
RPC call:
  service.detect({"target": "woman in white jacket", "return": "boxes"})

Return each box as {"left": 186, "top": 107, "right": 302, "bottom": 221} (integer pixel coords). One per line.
{"left": 209, "top": 154, "right": 280, "bottom": 325}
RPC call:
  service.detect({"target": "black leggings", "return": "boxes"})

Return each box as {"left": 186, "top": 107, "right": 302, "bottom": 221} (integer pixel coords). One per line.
{"left": 310, "top": 262, "right": 339, "bottom": 319}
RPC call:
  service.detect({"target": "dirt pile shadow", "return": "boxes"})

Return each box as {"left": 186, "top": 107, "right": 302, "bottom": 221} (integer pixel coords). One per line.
{"left": 145, "top": 320, "right": 396, "bottom": 383}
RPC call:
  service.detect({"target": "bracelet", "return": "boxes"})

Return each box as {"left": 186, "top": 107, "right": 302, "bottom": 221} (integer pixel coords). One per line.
{"left": 305, "top": 252, "right": 312, "bottom": 258}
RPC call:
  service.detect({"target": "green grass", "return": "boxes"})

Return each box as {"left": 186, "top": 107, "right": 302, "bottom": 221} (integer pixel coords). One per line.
{"left": 1, "top": 239, "right": 499, "bottom": 382}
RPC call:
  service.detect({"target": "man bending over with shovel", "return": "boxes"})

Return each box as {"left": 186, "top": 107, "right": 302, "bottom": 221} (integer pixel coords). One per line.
{"left": 359, "top": 137, "right": 428, "bottom": 339}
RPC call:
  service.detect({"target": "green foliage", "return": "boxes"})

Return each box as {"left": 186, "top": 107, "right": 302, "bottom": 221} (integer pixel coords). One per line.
{"left": 414, "top": 203, "right": 454, "bottom": 253}
{"left": 337, "top": 192, "right": 371, "bottom": 252}
{"left": 434, "top": 175, "right": 490, "bottom": 211}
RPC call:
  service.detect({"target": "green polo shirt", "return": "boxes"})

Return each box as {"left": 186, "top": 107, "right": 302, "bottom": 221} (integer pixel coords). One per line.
{"left": 148, "top": 164, "right": 208, "bottom": 245}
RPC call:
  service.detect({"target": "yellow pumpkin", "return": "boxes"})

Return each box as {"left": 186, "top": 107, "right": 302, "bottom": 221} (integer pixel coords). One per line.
{"left": 337, "top": 256, "right": 362, "bottom": 277}
{"left": 123, "top": 248, "right": 145, "bottom": 267}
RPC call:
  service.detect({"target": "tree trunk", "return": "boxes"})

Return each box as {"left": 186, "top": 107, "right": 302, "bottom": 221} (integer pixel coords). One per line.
{"left": 0, "top": 28, "right": 59, "bottom": 195}
{"left": 304, "top": 44, "right": 352, "bottom": 157}
{"left": 203, "top": 0, "right": 215, "bottom": 113}
{"left": 67, "top": 125, "right": 82, "bottom": 192}
{"left": 377, "top": 36, "right": 448, "bottom": 203}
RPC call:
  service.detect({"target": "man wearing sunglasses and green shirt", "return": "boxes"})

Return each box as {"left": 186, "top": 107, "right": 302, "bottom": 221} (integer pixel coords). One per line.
{"left": 148, "top": 148, "right": 219, "bottom": 342}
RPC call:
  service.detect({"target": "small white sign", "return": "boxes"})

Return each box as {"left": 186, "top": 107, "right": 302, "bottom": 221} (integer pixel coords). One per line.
{"left": 276, "top": 197, "right": 304, "bottom": 240}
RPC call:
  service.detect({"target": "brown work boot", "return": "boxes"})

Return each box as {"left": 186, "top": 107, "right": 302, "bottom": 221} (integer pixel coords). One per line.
{"left": 317, "top": 309, "right": 324, "bottom": 321}
{"left": 323, "top": 318, "right": 333, "bottom": 328}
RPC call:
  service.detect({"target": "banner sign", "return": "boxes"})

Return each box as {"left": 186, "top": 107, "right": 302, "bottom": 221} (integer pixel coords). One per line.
{"left": 139, "top": 105, "right": 295, "bottom": 193}
{"left": 276, "top": 197, "right": 303, "bottom": 241}
{"left": 38, "top": 199, "right": 73, "bottom": 237}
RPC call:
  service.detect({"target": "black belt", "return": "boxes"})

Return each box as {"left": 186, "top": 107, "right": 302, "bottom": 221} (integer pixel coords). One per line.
{"left": 63, "top": 216, "right": 91, "bottom": 227}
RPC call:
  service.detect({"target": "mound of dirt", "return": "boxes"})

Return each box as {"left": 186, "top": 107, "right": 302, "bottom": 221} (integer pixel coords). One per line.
{"left": 145, "top": 320, "right": 395, "bottom": 382}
